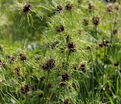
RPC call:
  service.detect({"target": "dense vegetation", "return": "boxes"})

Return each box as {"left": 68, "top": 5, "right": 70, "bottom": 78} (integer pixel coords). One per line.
{"left": 0, "top": 0, "right": 121, "bottom": 104}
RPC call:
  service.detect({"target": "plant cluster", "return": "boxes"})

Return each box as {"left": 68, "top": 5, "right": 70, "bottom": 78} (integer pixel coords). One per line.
{"left": 0, "top": 0, "right": 121, "bottom": 104}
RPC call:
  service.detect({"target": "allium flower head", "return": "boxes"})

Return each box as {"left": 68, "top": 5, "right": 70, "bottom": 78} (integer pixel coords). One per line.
{"left": 23, "top": 4, "right": 31, "bottom": 13}
{"left": 42, "top": 59, "right": 56, "bottom": 71}
{"left": 57, "top": 5, "right": 63, "bottom": 12}
{"left": 65, "top": 4, "right": 74, "bottom": 11}
{"left": 62, "top": 73, "right": 70, "bottom": 81}
{"left": 92, "top": 16, "right": 100, "bottom": 26}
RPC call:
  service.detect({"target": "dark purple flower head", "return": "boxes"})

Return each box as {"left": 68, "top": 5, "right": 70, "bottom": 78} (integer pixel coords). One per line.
{"left": 65, "top": 4, "right": 74, "bottom": 11}
{"left": 8, "top": 55, "right": 16, "bottom": 61}
{"left": 107, "top": 4, "right": 113, "bottom": 13}
{"left": 21, "top": 84, "right": 30, "bottom": 94}
{"left": 56, "top": 25, "right": 65, "bottom": 32}
{"left": 80, "top": 64, "right": 86, "bottom": 72}
{"left": 24, "top": 84, "right": 30, "bottom": 92}
{"left": 106, "top": 40, "right": 109, "bottom": 44}
{"left": 57, "top": 5, "right": 63, "bottom": 12}
{"left": 40, "top": 76, "right": 46, "bottom": 81}
{"left": 8, "top": 55, "right": 11, "bottom": 58}
{"left": 83, "top": 18, "right": 89, "bottom": 26}
{"left": 103, "top": 40, "right": 109, "bottom": 47}
{"left": 82, "top": 69, "right": 86, "bottom": 73}
{"left": 47, "top": 83, "right": 52, "bottom": 88}
{"left": 51, "top": 41, "right": 59, "bottom": 49}
{"left": 39, "top": 93, "right": 44, "bottom": 98}
{"left": 106, "top": 84, "right": 110, "bottom": 90}
{"left": 67, "top": 42, "right": 76, "bottom": 52}
{"left": 66, "top": 35, "right": 70, "bottom": 43}
{"left": 113, "top": 29, "right": 118, "bottom": 35}
{"left": 72, "top": 82, "right": 76, "bottom": 88}
{"left": 62, "top": 62, "right": 65, "bottom": 67}
{"left": 101, "top": 87, "right": 105, "bottom": 93}
{"left": 55, "top": 40, "right": 59, "bottom": 44}
{"left": 20, "top": 56, "right": 27, "bottom": 61}
{"left": 21, "top": 87, "right": 25, "bottom": 94}
{"left": 114, "top": 62, "right": 119, "bottom": 67}
{"left": 42, "top": 59, "right": 56, "bottom": 71}
{"left": 23, "top": 4, "right": 31, "bottom": 13}
{"left": 68, "top": 42, "right": 75, "bottom": 49}
{"left": 0, "top": 62, "right": 6, "bottom": 68}
{"left": 19, "top": 53, "right": 23, "bottom": 57}
{"left": 60, "top": 82, "right": 66, "bottom": 87}
{"left": 99, "top": 43, "right": 103, "bottom": 48}
{"left": 64, "top": 99, "right": 70, "bottom": 104}
{"left": 105, "top": 0, "right": 116, "bottom": 3}
{"left": 80, "top": 64, "right": 85, "bottom": 68}
{"left": 114, "top": 4, "right": 119, "bottom": 11}
{"left": 15, "top": 67, "right": 20, "bottom": 76}
{"left": 11, "top": 56, "right": 16, "bottom": 61}
{"left": 119, "top": 69, "right": 121, "bottom": 73}
{"left": 0, "top": 46, "right": 3, "bottom": 51}
{"left": 15, "top": 68, "right": 20, "bottom": 72}
{"left": 92, "top": 16, "right": 100, "bottom": 26}
{"left": 88, "top": 3, "right": 95, "bottom": 10}
{"left": 62, "top": 73, "right": 70, "bottom": 81}
{"left": 78, "top": 0, "right": 83, "bottom": 4}
{"left": 107, "top": 73, "right": 112, "bottom": 78}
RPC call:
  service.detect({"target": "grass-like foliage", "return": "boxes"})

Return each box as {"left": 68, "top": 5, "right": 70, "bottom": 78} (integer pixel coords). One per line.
{"left": 0, "top": 0, "right": 121, "bottom": 104}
